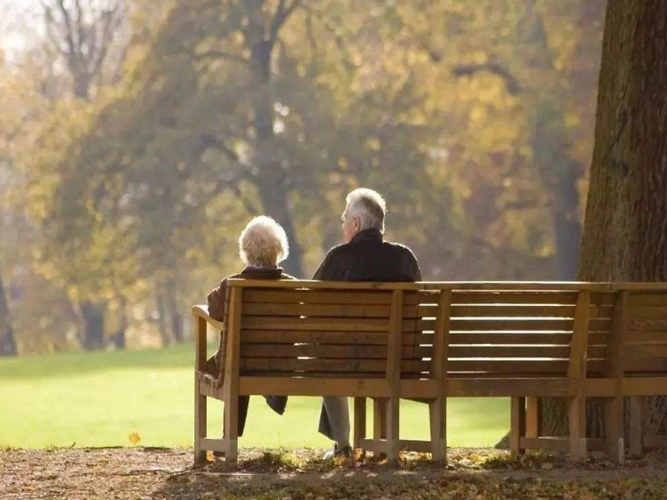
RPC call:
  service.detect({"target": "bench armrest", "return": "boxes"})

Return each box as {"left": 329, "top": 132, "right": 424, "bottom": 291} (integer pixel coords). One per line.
{"left": 192, "top": 304, "right": 224, "bottom": 330}
{"left": 192, "top": 305, "right": 224, "bottom": 372}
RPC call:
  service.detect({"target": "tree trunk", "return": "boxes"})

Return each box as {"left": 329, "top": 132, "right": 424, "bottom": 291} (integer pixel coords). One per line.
{"left": 553, "top": 161, "right": 582, "bottom": 280}
{"left": 156, "top": 291, "right": 171, "bottom": 347}
{"left": 79, "top": 300, "right": 105, "bottom": 350}
{"left": 0, "top": 271, "right": 17, "bottom": 356}
{"left": 543, "top": 0, "right": 667, "bottom": 440}
{"left": 529, "top": 96, "right": 584, "bottom": 282}
{"left": 578, "top": 2, "right": 667, "bottom": 282}
{"left": 166, "top": 278, "right": 184, "bottom": 343}
{"left": 245, "top": 7, "right": 304, "bottom": 277}
{"left": 111, "top": 295, "right": 128, "bottom": 349}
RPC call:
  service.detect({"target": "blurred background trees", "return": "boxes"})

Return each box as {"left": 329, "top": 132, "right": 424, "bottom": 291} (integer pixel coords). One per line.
{"left": 0, "top": 0, "right": 605, "bottom": 354}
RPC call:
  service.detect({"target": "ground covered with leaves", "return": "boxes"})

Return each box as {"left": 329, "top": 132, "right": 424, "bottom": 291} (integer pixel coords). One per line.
{"left": 3, "top": 447, "right": 667, "bottom": 499}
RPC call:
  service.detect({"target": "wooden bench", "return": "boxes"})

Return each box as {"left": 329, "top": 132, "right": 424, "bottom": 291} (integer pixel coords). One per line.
{"left": 193, "top": 280, "right": 667, "bottom": 466}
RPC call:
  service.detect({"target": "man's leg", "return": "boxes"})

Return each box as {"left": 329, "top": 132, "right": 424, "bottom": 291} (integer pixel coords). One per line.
{"left": 320, "top": 396, "right": 350, "bottom": 446}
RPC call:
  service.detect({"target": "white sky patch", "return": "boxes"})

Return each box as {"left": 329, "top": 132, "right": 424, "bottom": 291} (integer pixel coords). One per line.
{"left": 0, "top": 0, "right": 43, "bottom": 59}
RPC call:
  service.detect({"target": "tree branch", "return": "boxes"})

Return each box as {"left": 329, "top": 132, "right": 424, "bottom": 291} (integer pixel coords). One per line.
{"left": 91, "top": 4, "right": 124, "bottom": 77}
{"left": 269, "top": 0, "right": 301, "bottom": 44}
{"left": 452, "top": 63, "right": 522, "bottom": 95}
{"left": 190, "top": 49, "right": 249, "bottom": 65}
{"left": 200, "top": 134, "right": 244, "bottom": 166}
{"left": 73, "top": 0, "right": 85, "bottom": 58}
{"left": 54, "top": 0, "right": 79, "bottom": 68}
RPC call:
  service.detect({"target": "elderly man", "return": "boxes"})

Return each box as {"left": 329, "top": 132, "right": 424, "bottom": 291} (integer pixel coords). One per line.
{"left": 206, "top": 215, "right": 295, "bottom": 438}
{"left": 313, "top": 188, "right": 422, "bottom": 458}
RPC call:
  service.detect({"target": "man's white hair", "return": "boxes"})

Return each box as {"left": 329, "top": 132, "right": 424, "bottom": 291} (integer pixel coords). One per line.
{"left": 345, "top": 188, "right": 386, "bottom": 233}
{"left": 239, "top": 216, "right": 289, "bottom": 266}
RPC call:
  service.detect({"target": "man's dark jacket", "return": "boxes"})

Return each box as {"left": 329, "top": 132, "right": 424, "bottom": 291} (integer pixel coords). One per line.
{"left": 313, "top": 228, "right": 422, "bottom": 440}
{"left": 205, "top": 266, "right": 294, "bottom": 437}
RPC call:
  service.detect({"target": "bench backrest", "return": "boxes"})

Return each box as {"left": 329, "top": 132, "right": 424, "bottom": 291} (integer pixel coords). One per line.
{"left": 623, "top": 291, "right": 667, "bottom": 375}
{"left": 220, "top": 281, "right": 667, "bottom": 382}
{"left": 232, "top": 286, "right": 406, "bottom": 379}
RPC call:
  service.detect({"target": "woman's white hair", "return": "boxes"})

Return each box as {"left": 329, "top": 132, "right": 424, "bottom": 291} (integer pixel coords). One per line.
{"left": 239, "top": 216, "right": 289, "bottom": 266}
{"left": 345, "top": 188, "right": 386, "bottom": 233}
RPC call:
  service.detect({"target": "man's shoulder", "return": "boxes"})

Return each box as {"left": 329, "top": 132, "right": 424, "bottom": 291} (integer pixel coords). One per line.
{"left": 384, "top": 239, "right": 418, "bottom": 257}
{"left": 313, "top": 243, "right": 355, "bottom": 280}
{"left": 325, "top": 242, "right": 356, "bottom": 257}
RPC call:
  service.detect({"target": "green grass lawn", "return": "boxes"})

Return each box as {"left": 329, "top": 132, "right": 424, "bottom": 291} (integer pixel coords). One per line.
{"left": 0, "top": 345, "right": 509, "bottom": 449}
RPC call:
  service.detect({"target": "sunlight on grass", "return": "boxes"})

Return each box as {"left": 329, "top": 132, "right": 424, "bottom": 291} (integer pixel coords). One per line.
{"left": 0, "top": 345, "right": 509, "bottom": 449}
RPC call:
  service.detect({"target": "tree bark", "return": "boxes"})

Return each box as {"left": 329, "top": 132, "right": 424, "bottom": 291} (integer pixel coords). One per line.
{"left": 543, "top": 0, "right": 667, "bottom": 440}
{"left": 578, "top": 1, "right": 667, "bottom": 282}
{"left": 245, "top": 3, "right": 304, "bottom": 277}
{"left": 0, "top": 271, "right": 17, "bottom": 356}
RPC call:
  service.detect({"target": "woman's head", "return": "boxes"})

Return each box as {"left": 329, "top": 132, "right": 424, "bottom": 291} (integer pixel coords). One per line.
{"left": 239, "top": 216, "right": 289, "bottom": 267}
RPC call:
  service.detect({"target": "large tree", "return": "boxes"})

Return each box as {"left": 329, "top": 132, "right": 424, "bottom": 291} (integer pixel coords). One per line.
{"left": 0, "top": 272, "right": 17, "bottom": 356}
{"left": 543, "top": 0, "right": 667, "bottom": 439}
{"left": 578, "top": 1, "right": 667, "bottom": 280}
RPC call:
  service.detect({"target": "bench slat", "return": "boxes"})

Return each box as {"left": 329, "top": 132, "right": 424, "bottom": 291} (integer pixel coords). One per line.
{"left": 451, "top": 291, "right": 578, "bottom": 305}
{"left": 241, "top": 303, "right": 614, "bottom": 320}
{"left": 241, "top": 329, "right": 389, "bottom": 345}
{"left": 627, "top": 293, "right": 667, "bottom": 307}
{"left": 627, "top": 307, "right": 667, "bottom": 320}
{"left": 239, "top": 343, "right": 606, "bottom": 360}
{"left": 628, "top": 319, "right": 667, "bottom": 331}
{"left": 244, "top": 302, "right": 394, "bottom": 318}
{"left": 624, "top": 344, "right": 667, "bottom": 360}
{"left": 239, "top": 357, "right": 600, "bottom": 375}
{"left": 242, "top": 289, "right": 432, "bottom": 305}
{"left": 242, "top": 316, "right": 389, "bottom": 331}
{"left": 239, "top": 358, "right": 431, "bottom": 373}
{"left": 239, "top": 330, "right": 609, "bottom": 347}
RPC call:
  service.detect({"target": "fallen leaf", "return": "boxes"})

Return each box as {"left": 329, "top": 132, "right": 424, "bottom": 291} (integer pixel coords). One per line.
{"left": 128, "top": 432, "right": 141, "bottom": 445}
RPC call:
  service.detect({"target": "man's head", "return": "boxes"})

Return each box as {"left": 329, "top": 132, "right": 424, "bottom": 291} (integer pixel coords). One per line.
{"left": 341, "top": 188, "right": 386, "bottom": 243}
{"left": 239, "top": 216, "right": 289, "bottom": 267}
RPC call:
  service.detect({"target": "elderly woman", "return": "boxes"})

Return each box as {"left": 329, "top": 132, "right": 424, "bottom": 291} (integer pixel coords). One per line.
{"left": 205, "top": 215, "right": 295, "bottom": 437}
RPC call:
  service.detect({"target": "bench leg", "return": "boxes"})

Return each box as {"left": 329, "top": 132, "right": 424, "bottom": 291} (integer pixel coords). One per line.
{"left": 194, "top": 377, "right": 207, "bottom": 465}
{"left": 386, "top": 398, "right": 400, "bottom": 462}
{"left": 526, "top": 397, "right": 541, "bottom": 440}
{"left": 568, "top": 396, "right": 586, "bottom": 461}
{"left": 604, "top": 396, "right": 624, "bottom": 464}
{"left": 223, "top": 400, "right": 239, "bottom": 465}
{"left": 353, "top": 397, "right": 366, "bottom": 449}
{"left": 510, "top": 397, "right": 526, "bottom": 454}
{"left": 429, "top": 397, "right": 446, "bottom": 463}
{"left": 629, "top": 396, "right": 646, "bottom": 457}
{"left": 373, "top": 398, "right": 387, "bottom": 459}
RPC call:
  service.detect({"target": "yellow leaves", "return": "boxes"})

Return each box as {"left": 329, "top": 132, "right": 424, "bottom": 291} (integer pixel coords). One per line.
{"left": 565, "top": 112, "right": 581, "bottom": 129}
{"left": 128, "top": 431, "right": 141, "bottom": 445}
{"left": 206, "top": 450, "right": 215, "bottom": 462}
{"left": 469, "top": 105, "right": 487, "bottom": 125}
{"left": 365, "top": 137, "right": 381, "bottom": 151}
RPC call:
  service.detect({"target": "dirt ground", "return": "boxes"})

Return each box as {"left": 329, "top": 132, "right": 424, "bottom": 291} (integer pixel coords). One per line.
{"left": 3, "top": 447, "right": 667, "bottom": 499}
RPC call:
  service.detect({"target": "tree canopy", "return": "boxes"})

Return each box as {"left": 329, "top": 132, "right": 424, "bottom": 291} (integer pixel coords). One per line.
{"left": 0, "top": 0, "right": 605, "bottom": 353}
